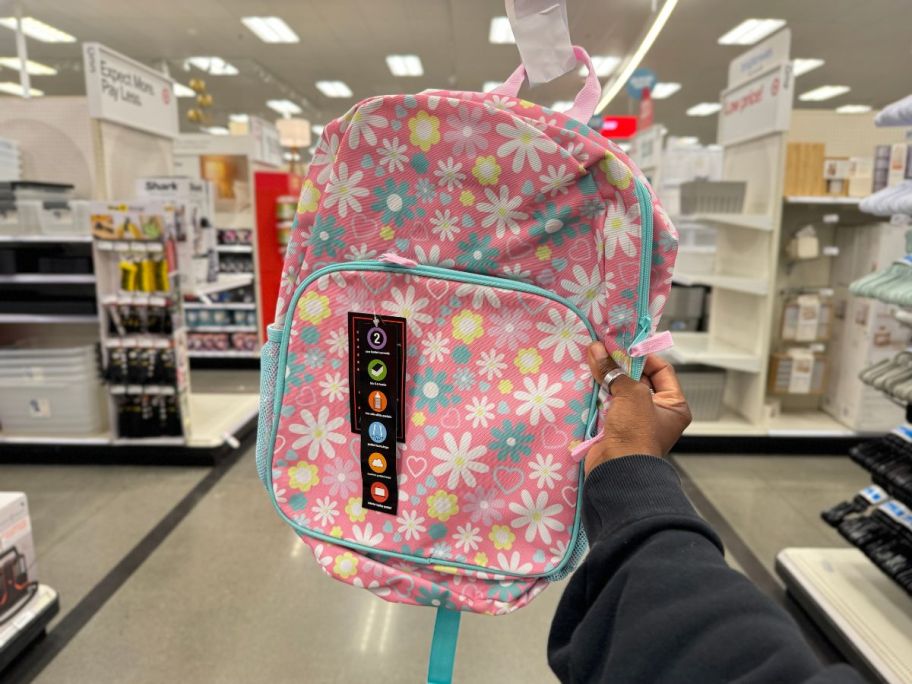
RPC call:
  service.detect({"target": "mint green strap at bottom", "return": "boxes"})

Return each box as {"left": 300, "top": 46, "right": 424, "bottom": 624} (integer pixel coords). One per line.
{"left": 427, "top": 607, "right": 461, "bottom": 684}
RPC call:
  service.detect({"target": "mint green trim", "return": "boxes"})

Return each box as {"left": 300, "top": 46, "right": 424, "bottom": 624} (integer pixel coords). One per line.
{"left": 427, "top": 608, "right": 461, "bottom": 684}
{"left": 629, "top": 178, "right": 655, "bottom": 381}
{"left": 266, "top": 261, "right": 597, "bottom": 580}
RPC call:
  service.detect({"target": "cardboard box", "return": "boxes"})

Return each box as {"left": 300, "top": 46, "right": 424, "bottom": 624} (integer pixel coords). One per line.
{"left": 0, "top": 492, "right": 38, "bottom": 625}
{"left": 785, "top": 143, "right": 826, "bottom": 196}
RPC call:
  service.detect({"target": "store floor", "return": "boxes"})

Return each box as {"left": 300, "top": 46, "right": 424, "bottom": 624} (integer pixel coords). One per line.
{"left": 2, "top": 385, "right": 871, "bottom": 681}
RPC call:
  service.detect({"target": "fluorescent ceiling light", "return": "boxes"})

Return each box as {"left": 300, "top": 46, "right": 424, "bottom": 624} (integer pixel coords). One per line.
{"left": 836, "top": 104, "right": 872, "bottom": 114}
{"left": 267, "top": 99, "right": 303, "bottom": 116}
{"left": 311, "top": 124, "right": 325, "bottom": 136}
{"left": 579, "top": 55, "right": 621, "bottom": 77}
{"left": 483, "top": 81, "right": 500, "bottom": 93}
{"left": 316, "top": 80, "right": 352, "bottom": 98}
{"left": 229, "top": 113, "right": 249, "bottom": 123}
{"left": 799, "top": 85, "right": 850, "bottom": 102}
{"left": 718, "top": 18, "right": 786, "bottom": 45}
{"left": 551, "top": 101, "right": 573, "bottom": 113}
{"left": 202, "top": 126, "right": 229, "bottom": 135}
{"left": 651, "top": 82, "right": 681, "bottom": 99}
{"left": 0, "top": 57, "right": 56, "bottom": 76}
{"left": 386, "top": 54, "right": 423, "bottom": 77}
{"left": 489, "top": 17, "right": 515, "bottom": 44}
{"left": 173, "top": 82, "right": 196, "bottom": 98}
{"left": 686, "top": 102, "right": 721, "bottom": 117}
{"left": 241, "top": 16, "right": 299, "bottom": 43}
{"left": 792, "top": 58, "right": 825, "bottom": 77}
{"left": 0, "top": 81, "right": 43, "bottom": 96}
{"left": 596, "top": 0, "right": 680, "bottom": 113}
{"left": 0, "top": 17, "right": 75, "bottom": 43}
{"left": 675, "top": 136, "right": 699, "bottom": 146}
{"left": 186, "top": 57, "right": 238, "bottom": 76}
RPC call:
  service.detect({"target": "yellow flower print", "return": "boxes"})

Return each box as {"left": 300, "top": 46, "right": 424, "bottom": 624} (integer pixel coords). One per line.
{"left": 427, "top": 490, "right": 459, "bottom": 522}
{"left": 379, "top": 225, "right": 395, "bottom": 240}
{"left": 432, "top": 564, "right": 459, "bottom": 574}
{"left": 514, "top": 347, "right": 543, "bottom": 374}
{"left": 473, "top": 552, "right": 488, "bottom": 566}
{"left": 535, "top": 245, "right": 552, "bottom": 261}
{"left": 611, "top": 349, "right": 632, "bottom": 373}
{"left": 297, "top": 291, "right": 331, "bottom": 325}
{"left": 599, "top": 151, "right": 632, "bottom": 190}
{"left": 345, "top": 496, "right": 367, "bottom": 523}
{"left": 471, "top": 156, "right": 501, "bottom": 186}
{"left": 333, "top": 552, "right": 359, "bottom": 579}
{"left": 408, "top": 111, "right": 440, "bottom": 152}
{"left": 498, "top": 379, "right": 513, "bottom": 394}
{"left": 297, "top": 179, "right": 320, "bottom": 213}
{"left": 459, "top": 190, "right": 475, "bottom": 207}
{"left": 518, "top": 99, "right": 536, "bottom": 109}
{"left": 288, "top": 462, "right": 319, "bottom": 493}
{"left": 411, "top": 411, "right": 426, "bottom": 427}
{"left": 452, "top": 310, "right": 484, "bottom": 344}
{"left": 489, "top": 525, "right": 515, "bottom": 550}
{"left": 330, "top": 526, "right": 343, "bottom": 538}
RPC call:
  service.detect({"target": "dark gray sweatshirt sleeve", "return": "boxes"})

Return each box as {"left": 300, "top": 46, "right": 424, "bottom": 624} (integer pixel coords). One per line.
{"left": 547, "top": 455, "right": 863, "bottom": 684}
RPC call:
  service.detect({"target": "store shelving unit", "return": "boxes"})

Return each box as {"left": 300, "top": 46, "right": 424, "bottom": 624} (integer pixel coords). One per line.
{"left": 0, "top": 584, "right": 59, "bottom": 672}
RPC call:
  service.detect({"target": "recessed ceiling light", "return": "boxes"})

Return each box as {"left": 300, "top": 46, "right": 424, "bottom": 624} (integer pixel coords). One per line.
{"left": 650, "top": 82, "right": 681, "bottom": 99}
{"left": 202, "top": 126, "right": 230, "bottom": 135}
{"left": 799, "top": 85, "right": 850, "bottom": 102}
{"left": 718, "top": 18, "right": 786, "bottom": 45}
{"left": 316, "top": 80, "right": 352, "bottom": 98}
{"left": 173, "top": 82, "right": 196, "bottom": 98}
{"left": 241, "top": 16, "right": 299, "bottom": 43}
{"left": 579, "top": 55, "right": 621, "bottom": 78}
{"left": 229, "top": 113, "right": 250, "bottom": 123}
{"left": 0, "top": 57, "right": 56, "bottom": 76}
{"left": 0, "top": 81, "right": 43, "bottom": 96}
{"left": 267, "top": 99, "right": 303, "bottom": 116}
{"left": 489, "top": 17, "right": 515, "bottom": 44}
{"left": 482, "top": 81, "right": 500, "bottom": 93}
{"left": 386, "top": 54, "right": 423, "bottom": 77}
{"left": 312, "top": 124, "right": 325, "bottom": 136}
{"left": 186, "top": 57, "right": 238, "bottom": 76}
{"left": 686, "top": 102, "right": 722, "bottom": 117}
{"left": 792, "top": 58, "right": 825, "bottom": 77}
{"left": 836, "top": 104, "right": 872, "bottom": 114}
{"left": 0, "top": 17, "right": 75, "bottom": 43}
{"left": 551, "top": 101, "right": 574, "bottom": 113}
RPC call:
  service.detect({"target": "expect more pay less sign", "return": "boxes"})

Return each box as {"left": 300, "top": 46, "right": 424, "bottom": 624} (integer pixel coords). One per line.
{"left": 718, "top": 61, "right": 793, "bottom": 146}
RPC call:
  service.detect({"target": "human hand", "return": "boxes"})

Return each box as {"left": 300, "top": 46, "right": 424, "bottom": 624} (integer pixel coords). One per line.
{"left": 584, "top": 342, "right": 692, "bottom": 475}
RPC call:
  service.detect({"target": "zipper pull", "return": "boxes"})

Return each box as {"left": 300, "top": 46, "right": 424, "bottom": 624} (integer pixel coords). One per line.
{"left": 378, "top": 252, "right": 417, "bottom": 268}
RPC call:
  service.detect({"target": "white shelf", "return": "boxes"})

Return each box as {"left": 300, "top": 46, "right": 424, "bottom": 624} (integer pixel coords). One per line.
{"left": 675, "top": 213, "right": 774, "bottom": 232}
{"left": 684, "top": 407, "right": 767, "bottom": 436}
{"left": 109, "top": 384, "right": 177, "bottom": 396}
{"left": 0, "top": 233, "right": 92, "bottom": 243}
{"left": 784, "top": 196, "right": 862, "bottom": 205}
{"left": 0, "top": 313, "right": 98, "bottom": 324}
{"left": 188, "top": 326, "right": 256, "bottom": 333}
{"left": 189, "top": 274, "right": 253, "bottom": 297}
{"left": 188, "top": 349, "right": 259, "bottom": 358}
{"left": 0, "top": 273, "right": 95, "bottom": 284}
{"left": 95, "top": 239, "right": 163, "bottom": 253}
{"left": 665, "top": 331, "right": 763, "bottom": 373}
{"left": 183, "top": 301, "right": 255, "bottom": 310}
{"left": 0, "top": 431, "right": 110, "bottom": 445}
{"left": 777, "top": 548, "right": 912, "bottom": 684}
{"left": 767, "top": 411, "right": 855, "bottom": 437}
{"left": 672, "top": 272, "right": 769, "bottom": 295}
{"left": 216, "top": 245, "right": 253, "bottom": 253}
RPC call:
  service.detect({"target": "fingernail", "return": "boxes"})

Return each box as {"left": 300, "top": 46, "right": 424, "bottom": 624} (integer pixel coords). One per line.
{"left": 590, "top": 342, "right": 608, "bottom": 360}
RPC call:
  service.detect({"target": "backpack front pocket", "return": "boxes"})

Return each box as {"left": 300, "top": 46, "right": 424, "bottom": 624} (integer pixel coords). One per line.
{"left": 267, "top": 261, "right": 598, "bottom": 579}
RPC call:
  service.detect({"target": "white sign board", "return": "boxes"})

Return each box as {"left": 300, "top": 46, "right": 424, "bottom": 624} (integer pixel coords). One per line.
{"left": 631, "top": 125, "right": 665, "bottom": 171}
{"left": 83, "top": 42, "right": 178, "bottom": 139}
{"left": 727, "top": 29, "right": 791, "bottom": 89}
{"left": 718, "top": 62, "right": 793, "bottom": 146}
{"left": 248, "top": 116, "right": 283, "bottom": 167}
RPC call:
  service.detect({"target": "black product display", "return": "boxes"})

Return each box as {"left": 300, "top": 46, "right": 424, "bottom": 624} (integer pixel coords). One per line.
{"left": 115, "top": 394, "right": 182, "bottom": 437}
{"left": 106, "top": 303, "right": 174, "bottom": 336}
{"left": 848, "top": 434, "right": 912, "bottom": 508}
{"left": 104, "top": 348, "right": 177, "bottom": 385}
{"left": 825, "top": 507, "right": 912, "bottom": 594}
{"left": 0, "top": 547, "right": 37, "bottom": 626}
{"left": 217, "top": 255, "right": 254, "bottom": 273}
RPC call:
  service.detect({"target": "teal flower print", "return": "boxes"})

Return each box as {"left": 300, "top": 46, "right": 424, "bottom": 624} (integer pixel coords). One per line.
{"left": 304, "top": 348, "right": 326, "bottom": 369}
{"left": 564, "top": 398, "right": 590, "bottom": 439}
{"left": 452, "top": 367, "right": 474, "bottom": 390}
{"left": 581, "top": 198, "right": 604, "bottom": 218}
{"left": 416, "top": 585, "right": 456, "bottom": 609}
{"left": 530, "top": 203, "right": 587, "bottom": 247}
{"left": 488, "top": 419, "right": 534, "bottom": 462}
{"left": 659, "top": 230, "right": 676, "bottom": 252}
{"left": 608, "top": 304, "right": 634, "bottom": 329}
{"left": 371, "top": 178, "right": 418, "bottom": 227}
{"left": 411, "top": 368, "right": 460, "bottom": 413}
{"left": 487, "top": 581, "right": 524, "bottom": 601}
{"left": 416, "top": 178, "right": 436, "bottom": 203}
{"left": 456, "top": 233, "right": 498, "bottom": 271}
{"left": 308, "top": 214, "right": 345, "bottom": 257}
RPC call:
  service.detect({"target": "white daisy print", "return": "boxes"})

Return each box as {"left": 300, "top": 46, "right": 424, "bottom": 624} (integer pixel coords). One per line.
{"left": 537, "top": 309, "right": 590, "bottom": 362}
{"left": 604, "top": 203, "right": 641, "bottom": 258}
{"left": 509, "top": 490, "right": 565, "bottom": 544}
{"left": 342, "top": 98, "right": 389, "bottom": 149}
{"left": 429, "top": 209, "right": 460, "bottom": 241}
{"left": 452, "top": 523, "right": 482, "bottom": 553}
{"left": 422, "top": 331, "right": 450, "bottom": 363}
{"left": 327, "top": 328, "right": 348, "bottom": 356}
{"left": 465, "top": 396, "right": 495, "bottom": 428}
{"left": 378, "top": 136, "right": 408, "bottom": 172}
{"left": 539, "top": 164, "right": 575, "bottom": 197}
{"left": 477, "top": 185, "right": 528, "bottom": 238}
{"left": 502, "top": 264, "right": 532, "bottom": 282}
{"left": 382, "top": 285, "right": 433, "bottom": 335}
{"left": 396, "top": 510, "right": 427, "bottom": 542}
{"left": 476, "top": 349, "right": 507, "bottom": 380}
{"left": 431, "top": 431, "right": 490, "bottom": 488}
{"left": 486, "top": 95, "right": 516, "bottom": 112}
{"left": 434, "top": 157, "right": 466, "bottom": 190}
{"left": 495, "top": 120, "right": 558, "bottom": 172}
{"left": 311, "top": 496, "right": 338, "bottom": 527}
{"left": 549, "top": 539, "right": 568, "bottom": 565}
{"left": 497, "top": 550, "right": 534, "bottom": 574}
{"left": 324, "top": 162, "right": 368, "bottom": 218}
{"left": 514, "top": 375, "right": 565, "bottom": 426}
{"left": 272, "top": 483, "right": 287, "bottom": 504}
{"left": 560, "top": 264, "right": 610, "bottom": 325}
{"left": 529, "top": 453, "right": 562, "bottom": 490}
{"left": 312, "top": 133, "right": 340, "bottom": 184}
{"left": 444, "top": 105, "right": 491, "bottom": 157}
{"left": 288, "top": 406, "right": 346, "bottom": 459}
{"left": 455, "top": 282, "right": 501, "bottom": 309}
{"left": 319, "top": 371, "right": 348, "bottom": 402}
{"left": 352, "top": 522, "right": 384, "bottom": 547}
{"left": 345, "top": 243, "right": 378, "bottom": 261}
{"left": 413, "top": 245, "right": 456, "bottom": 268}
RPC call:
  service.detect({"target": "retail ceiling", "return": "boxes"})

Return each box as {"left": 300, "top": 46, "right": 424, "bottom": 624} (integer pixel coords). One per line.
{"left": 0, "top": 0, "right": 909, "bottom": 143}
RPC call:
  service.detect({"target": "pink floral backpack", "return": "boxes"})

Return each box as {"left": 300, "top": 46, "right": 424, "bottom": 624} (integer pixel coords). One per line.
{"left": 257, "top": 46, "right": 677, "bottom": 682}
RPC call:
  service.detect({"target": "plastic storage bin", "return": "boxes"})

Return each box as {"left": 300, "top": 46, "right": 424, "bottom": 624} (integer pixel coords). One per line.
{"left": 680, "top": 181, "right": 746, "bottom": 214}
{"left": 674, "top": 364, "right": 726, "bottom": 421}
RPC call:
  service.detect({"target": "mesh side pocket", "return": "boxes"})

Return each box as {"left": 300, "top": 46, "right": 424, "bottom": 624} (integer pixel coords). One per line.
{"left": 256, "top": 328, "right": 282, "bottom": 490}
{"left": 544, "top": 526, "right": 589, "bottom": 582}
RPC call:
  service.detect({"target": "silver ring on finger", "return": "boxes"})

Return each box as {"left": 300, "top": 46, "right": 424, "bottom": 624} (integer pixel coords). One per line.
{"left": 601, "top": 368, "right": 627, "bottom": 396}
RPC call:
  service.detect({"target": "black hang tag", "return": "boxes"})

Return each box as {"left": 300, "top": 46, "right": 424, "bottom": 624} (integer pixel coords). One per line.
{"left": 360, "top": 397, "right": 398, "bottom": 514}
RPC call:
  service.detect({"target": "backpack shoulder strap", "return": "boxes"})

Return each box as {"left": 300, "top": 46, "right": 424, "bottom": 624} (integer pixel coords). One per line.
{"left": 427, "top": 607, "right": 461, "bottom": 684}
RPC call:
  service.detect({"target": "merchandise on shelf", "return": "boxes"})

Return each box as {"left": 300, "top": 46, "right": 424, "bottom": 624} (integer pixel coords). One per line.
{"left": 768, "top": 351, "right": 828, "bottom": 396}
{"left": 781, "top": 293, "right": 832, "bottom": 342}
{"left": 674, "top": 365, "right": 726, "bottom": 421}
{"left": 679, "top": 180, "right": 746, "bottom": 215}
{"left": 217, "top": 228, "right": 252, "bottom": 245}
{"left": 0, "top": 138, "right": 21, "bottom": 182}
{"left": 0, "top": 493, "right": 39, "bottom": 627}
{"left": 217, "top": 254, "right": 254, "bottom": 274}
